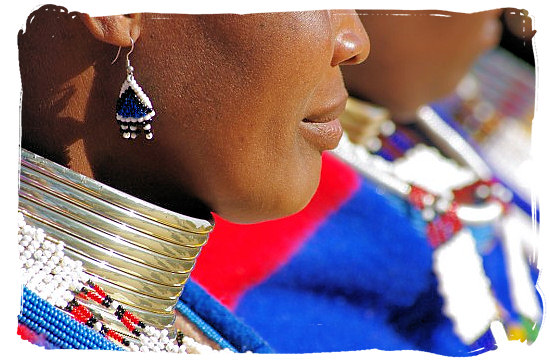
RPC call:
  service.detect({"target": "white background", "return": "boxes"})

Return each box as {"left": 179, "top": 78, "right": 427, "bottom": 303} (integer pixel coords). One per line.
{"left": 2, "top": 1, "right": 548, "bottom": 359}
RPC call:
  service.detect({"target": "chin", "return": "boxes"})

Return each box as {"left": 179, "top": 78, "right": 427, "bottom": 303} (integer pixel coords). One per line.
{"left": 215, "top": 152, "right": 322, "bottom": 224}
{"left": 220, "top": 191, "right": 316, "bottom": 224}
{"left": 218, "top": 176, "right": 320, "bottom": 225}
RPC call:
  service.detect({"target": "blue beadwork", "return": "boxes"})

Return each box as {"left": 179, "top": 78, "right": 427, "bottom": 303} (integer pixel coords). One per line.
{"left": 18, "top": 287, "right": 123, "bottom": 351}
{"left": 175, "top": 300, "right": 237, "bottom": 352}
{"left": 116, "top": 88, "right": 152, "bottom": 119}
{"left": 387, "top": 130, "right": 415, "bottom": 153}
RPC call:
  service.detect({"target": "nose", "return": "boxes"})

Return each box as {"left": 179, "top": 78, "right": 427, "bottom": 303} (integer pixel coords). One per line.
{"left": 331, "top": 10, "right": 370, "bottom": 66}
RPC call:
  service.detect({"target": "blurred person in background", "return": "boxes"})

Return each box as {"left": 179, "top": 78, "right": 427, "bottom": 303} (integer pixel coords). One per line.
{"left": 192, "top": 8, "right": 541, "bottom": 355}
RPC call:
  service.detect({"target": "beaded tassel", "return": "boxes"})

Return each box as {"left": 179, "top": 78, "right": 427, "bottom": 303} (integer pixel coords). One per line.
{"left": 115, "top": 65, "right": 155, "bottom": 140}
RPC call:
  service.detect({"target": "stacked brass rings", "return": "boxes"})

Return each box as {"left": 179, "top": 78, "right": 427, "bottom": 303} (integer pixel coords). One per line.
{"left": 18, "top": 149, "right": 213, "bottom": 335}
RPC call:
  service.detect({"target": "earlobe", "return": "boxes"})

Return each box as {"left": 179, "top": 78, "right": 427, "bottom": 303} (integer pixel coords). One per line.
{"left": 79, "top": 13, "right": 142, "bottom": 47}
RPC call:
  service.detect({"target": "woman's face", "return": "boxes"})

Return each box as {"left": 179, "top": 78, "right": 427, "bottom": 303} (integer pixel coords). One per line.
{"left": 128, "top": 11, "right": 369, "bottom": 223}
{"left": 341, "top": 10, "right": 502, "bottom": 120}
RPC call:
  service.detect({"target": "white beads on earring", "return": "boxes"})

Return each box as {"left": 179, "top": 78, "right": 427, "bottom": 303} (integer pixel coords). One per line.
{"left": 114, "top": 37, "right": 155, "bottom": 140}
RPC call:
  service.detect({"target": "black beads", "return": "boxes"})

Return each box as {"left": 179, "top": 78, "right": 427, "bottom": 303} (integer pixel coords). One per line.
{"left": 115, "top": 78, "right": 155, "bottom": 140}
{"left": 101, "top": 295, "right": 113, "bottom": 308}
{"left": 116, "top": 87, "right": 152, "bottom": 119}
{"left": 176, "top": 330, "right": 184, "bottom": 347}
{"left": 99, "top": 324, "right": 108, "bottom": 336}
{"left": 115, "top": 305, "right": 126, "bottom": 320}
{"left": 86, "top": 316, "right": 98, "bottom": 328}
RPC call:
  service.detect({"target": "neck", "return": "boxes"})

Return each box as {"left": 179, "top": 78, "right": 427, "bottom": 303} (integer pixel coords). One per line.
{"left": 89, "top": 155, "right": 214, "bottom": 222}
{"left": 21, "top": 65, "right": 214, "bottom": 222}
{"left": 19, "top": 149, "right": 213, "bottom": 334}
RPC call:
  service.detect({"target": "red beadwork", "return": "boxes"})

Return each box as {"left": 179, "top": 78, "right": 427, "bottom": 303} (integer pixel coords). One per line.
{"left": 426, "top": 221, "right": 443, "bottom": 248}
{"left": 441, "top": 202, "right": 462, "bottom": 233}
{"left": 71, "top": 306, "right": 81, "bottom": 316}
{"left": 94, "top": 285, "right": 107, "bottom": 298}
{"left": 452, "top": 179, "right": 494, "bottom": 204}
{"left": 125, "top": 312, "right": 139, "bottom": 324}
{"left": 61, "top": 283, "right": 147, "bottom": 347}
{"left": 90, "top": 283, "right": 145, "bottom": 326}
{"left": 71, "top": 306, "right": 89, "bottom": 323}
{"left": 425, "top": 202, "right": 464, "bottom": 248}
{"left": 76, "top": 305, "right": 92, "bottom": 322}
{"left": 88, "top": 291, "right": 103, "bottom": 304}
{"left": 409, "top": 185, "right": 431, "bottom": 209}
{"left": 67, "top": 281, "right": 148, "bottom": 346}
{"left": 121, "top": 316, "right": 135, "bottom": 332}
{"left": 106, "top": 330, "right": 124, "bottom": 344}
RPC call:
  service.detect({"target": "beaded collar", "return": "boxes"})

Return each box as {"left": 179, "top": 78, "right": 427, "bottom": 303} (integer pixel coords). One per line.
{"left": 333, "top": 100, "right": 523, "bottom": 344}
{"left": 333, "top": 101, "right": 514, "bottom": 248}
{"left": 18, "top": 149, "right": 214, "bottom": 336}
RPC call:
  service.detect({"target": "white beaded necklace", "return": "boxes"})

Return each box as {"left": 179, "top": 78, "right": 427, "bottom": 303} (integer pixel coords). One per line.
{"left": 19, "top": 148, "right": 214, "bottom": 336}
{"left": 17, "top": 149, "right": 239, "bottom": 353}
{"left": 18, "top": 211, "right": 229, "bottom": 353}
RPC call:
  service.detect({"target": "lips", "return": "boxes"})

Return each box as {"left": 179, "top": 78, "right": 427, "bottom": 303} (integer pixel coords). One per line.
{"left": 300, "top": 98, "right": 346, "bottom": 151}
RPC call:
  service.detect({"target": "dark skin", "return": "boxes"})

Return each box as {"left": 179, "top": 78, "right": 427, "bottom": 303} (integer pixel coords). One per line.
{"left": 19, "top": 6, "right": 369, "bottom": 346}
{"left": 342, "top": 9, "right": 503, "bottom": 121}
{"left": 19, "top": 7, "right": 369, "bottom": 224}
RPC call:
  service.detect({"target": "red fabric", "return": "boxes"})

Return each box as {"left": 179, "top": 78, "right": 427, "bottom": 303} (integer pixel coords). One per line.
{"left": 192, "top": 153, "right": 361, "bottom": 309}
{"left": 17, "top": 323, "right": 49, "bottom": 347}
{"left": 17, "top": 323, "right": 35, "bottom": 342}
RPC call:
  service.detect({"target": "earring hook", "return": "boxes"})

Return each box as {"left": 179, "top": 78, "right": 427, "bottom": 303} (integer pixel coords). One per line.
{"left": 126, "top": 37, "right": 135, "bottom": 68}
{"left": 110, "top": 36, "right": 135, "bottom": 66}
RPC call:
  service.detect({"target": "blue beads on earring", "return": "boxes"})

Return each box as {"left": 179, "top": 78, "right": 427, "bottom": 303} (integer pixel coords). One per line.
{"left": 115, "top": 71, "right": 155, "bottom": 140}
{"left": 114, "top": 38, "right": 155, "bottom": 140}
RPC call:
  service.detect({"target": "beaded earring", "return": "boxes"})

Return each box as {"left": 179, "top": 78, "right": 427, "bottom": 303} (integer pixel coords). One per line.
{"left": 113, "top": 37, "right": 155, "bottom": 140}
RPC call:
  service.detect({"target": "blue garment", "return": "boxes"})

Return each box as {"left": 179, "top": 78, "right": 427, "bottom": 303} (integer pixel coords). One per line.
{"left": 180, "top": 280, "right": 273, "bottom": 353}
{"left": 234, "top": 177, "right": 479, "bottom": 355}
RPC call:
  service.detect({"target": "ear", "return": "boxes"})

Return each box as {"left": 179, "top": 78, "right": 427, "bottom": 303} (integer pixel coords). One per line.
{"left": 79, "top": 13, "right": 142, "bottom": 47}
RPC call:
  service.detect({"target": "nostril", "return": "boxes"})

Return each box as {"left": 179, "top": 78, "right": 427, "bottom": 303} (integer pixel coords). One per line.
{"left": 332, "top": 31, "right": 370, "bottom": 66}
{"left": 346, "top": 55, "right": 361, "bottom": 65}
{"left": 339, "top": 54, "right": 358, "bottom": 66}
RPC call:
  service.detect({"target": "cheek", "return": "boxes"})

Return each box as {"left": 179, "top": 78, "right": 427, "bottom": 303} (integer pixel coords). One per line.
{"left": 148, "top": 13, "right": 333, "bottom": 222}
{"left": 222, "top": 15, "right": 333, "bottom": 221}
{"left": 200, "top": 75, "right": 327, "bottom": 223}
